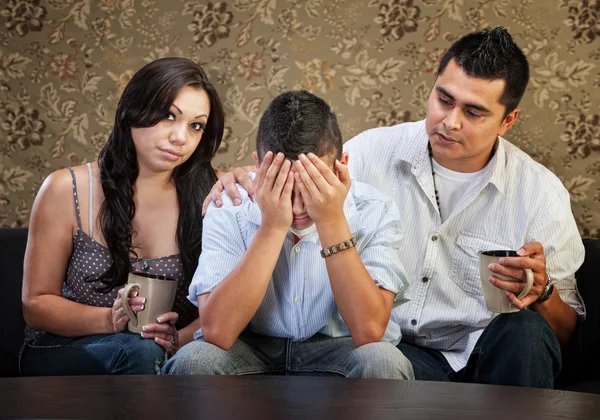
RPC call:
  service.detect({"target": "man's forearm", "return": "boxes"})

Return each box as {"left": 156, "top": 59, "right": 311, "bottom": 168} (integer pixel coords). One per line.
{"left": 200, "top": 226, "right": 287, "bottom": 350}
{"left": 177, "top": 317, "right": 201, "bottom": 348}
{"left": 318, "top": 220, "right": 392, "bottom": 346}
{"left": 530, "top": 289, "right": 578, "bottom": 345}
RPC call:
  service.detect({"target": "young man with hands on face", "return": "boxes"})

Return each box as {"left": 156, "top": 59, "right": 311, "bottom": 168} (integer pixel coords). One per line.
{"left": 162, "top": 90, "right": 413, "bottom": 379}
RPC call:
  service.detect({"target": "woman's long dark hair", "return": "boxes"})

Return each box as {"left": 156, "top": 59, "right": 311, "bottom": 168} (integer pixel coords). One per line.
{"left": 96, "top": 57, "right": 224, "bottom": 292}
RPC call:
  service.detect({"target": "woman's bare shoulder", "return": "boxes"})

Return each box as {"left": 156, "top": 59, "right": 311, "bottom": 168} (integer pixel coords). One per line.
{"left": 29, "top": 167, "right": 79, "bottom": 235}
{"left": 41, "top": 163, "right": 99, "bottom": 195}
{"left": 39, "top": 167, "right": 76, "bottom": 198}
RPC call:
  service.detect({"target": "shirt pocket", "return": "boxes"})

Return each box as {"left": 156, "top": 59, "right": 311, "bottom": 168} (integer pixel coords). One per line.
{"left": 449, "top": 232, "right": 513, "bottom": 296}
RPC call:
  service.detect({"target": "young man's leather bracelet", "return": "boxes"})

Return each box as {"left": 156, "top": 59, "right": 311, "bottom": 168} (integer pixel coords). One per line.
{"left": 320, "top": 237, "right": 357, "bottom": 258}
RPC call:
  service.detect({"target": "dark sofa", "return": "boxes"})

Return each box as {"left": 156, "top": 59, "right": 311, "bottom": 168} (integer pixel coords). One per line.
{"left": 1, "top": 228, "right": 27, "bottom": 378}
{"left": 1, "top": 228, "right": 599, "bottom": 392}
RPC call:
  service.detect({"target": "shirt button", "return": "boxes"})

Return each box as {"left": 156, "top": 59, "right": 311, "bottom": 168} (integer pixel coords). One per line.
{"left": 431, "top": 234, "right": 438, "bottom": 242}
{"left": 411, "top": 319, "right": 417, "bottom": 326}
{"left": 142, "top": 262, "right": 149, "bottom": 271}
{"left": 422, "top": 276, "right": 429, "bottom": 283}
{"left": 294, "top": 245, "right": 301, "bottom": 253}
{"left": 294, "top": 296, "right": 301, "bottom": 304}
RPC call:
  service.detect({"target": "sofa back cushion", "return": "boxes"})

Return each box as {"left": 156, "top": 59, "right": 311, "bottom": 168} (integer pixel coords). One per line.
{"left": 578, "top": 239, "right": 600, "bottom": 379}
{"left": 0, "top": 228, "right": 27, "bottom": 377}
{"left": 557, "top": 238, "right": 600, "bottom": 388}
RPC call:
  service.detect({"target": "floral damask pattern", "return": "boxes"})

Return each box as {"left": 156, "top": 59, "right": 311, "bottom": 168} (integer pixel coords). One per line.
{"left": 1, "top": 0, "right": 47, "bottom": 37}
{"left": 296, "top": 58, "right": 336, "bottom": 93}
{"left": 0, "top": 0, "right": 599, "bottom": 237}
{"left": 48, "top": 53, "right": 78, "bottom": 79}
{"left": 236, "top": 52, "right": 266, "bottom": 80}
{"left": 374, "top": 0, "right": 421, "bottom": 42}
{"left": 561, "top": 0, "right": 600, "bottom": 43}
{"left": 561, "top": 112, "right": 600, "bottom": 158}
{"left": 185, "top": 2, "right": 233, "bottom": 48}
{"left": 2, "top": 105, "right": 46, "bottom": 151}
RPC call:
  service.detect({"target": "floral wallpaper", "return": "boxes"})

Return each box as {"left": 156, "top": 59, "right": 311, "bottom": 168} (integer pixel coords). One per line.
{"left": 0, "top": 0, "right": 598, "bottom": 237}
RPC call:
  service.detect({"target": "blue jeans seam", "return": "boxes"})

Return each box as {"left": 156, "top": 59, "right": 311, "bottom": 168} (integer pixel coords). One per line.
{"left": 470, "top": 346, "right": 485, "bottom": 383}
{"left": 155, "top": 350, "right": 169, "bottom": 374}
{"left": 25, "top": 343, "right": 63, "bottom": 349}
{"left": 230, "top": 367, "right": 273, "bottom": 376}
{"left": 288, "top": 366, "right": 347, "bottom": 376}
{"left": 285, "top": 338, "right": 292, "bottom": 371}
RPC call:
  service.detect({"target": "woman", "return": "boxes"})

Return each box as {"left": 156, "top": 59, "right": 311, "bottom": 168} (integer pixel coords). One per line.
{"left": 20, "top": 57, "right": 224, "bottom": 375}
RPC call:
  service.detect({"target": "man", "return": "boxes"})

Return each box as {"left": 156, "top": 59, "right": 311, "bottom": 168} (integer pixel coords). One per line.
{"left": 208, "top": 27, "right": 585, "bottom": 388}
{"left": 163, "top": 90, "right": 413, "bottom": 379}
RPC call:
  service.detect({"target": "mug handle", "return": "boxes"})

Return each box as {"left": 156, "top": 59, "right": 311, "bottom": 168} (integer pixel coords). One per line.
{"left": 121, "top": 283, "right": 141, "bottom": 328}
{"left": 516, "top": 268, "right": 534, "bottom": 300}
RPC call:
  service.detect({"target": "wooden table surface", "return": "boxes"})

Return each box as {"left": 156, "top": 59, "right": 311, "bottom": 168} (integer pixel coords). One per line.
{"left": 1, "top": 375, "right": 599, "bottom": 419}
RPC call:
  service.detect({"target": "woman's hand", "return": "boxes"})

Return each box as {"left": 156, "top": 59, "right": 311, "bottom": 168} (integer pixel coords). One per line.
{"left": 140, "top": 311, "right": 180, "bottom": 356}
{"left": 110, "top": 288, "right": 146, "bottom": 333}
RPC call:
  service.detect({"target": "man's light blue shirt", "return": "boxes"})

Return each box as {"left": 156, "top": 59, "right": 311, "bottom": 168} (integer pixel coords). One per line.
{"left": 189, "top": 179, "right": 410, "bottom": 344}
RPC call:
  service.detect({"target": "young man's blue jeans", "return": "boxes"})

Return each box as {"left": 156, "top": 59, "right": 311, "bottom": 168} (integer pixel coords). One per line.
{"left": 163, "top": 331, "right": 414, "bottom": 379}
{"left": 398, "top": 310, "right": 561, "bottom": 388}
{"left": 20, "top": 332, "right": 167, "bottom": 375}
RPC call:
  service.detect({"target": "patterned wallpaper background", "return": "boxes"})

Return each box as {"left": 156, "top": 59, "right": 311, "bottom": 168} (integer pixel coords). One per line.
{"left": 0, "top": 0, "right": 598, "bottom": 237}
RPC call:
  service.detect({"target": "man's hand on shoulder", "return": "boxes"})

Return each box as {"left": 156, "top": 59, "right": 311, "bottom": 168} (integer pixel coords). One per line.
{"left": 202, "top": 165, "right": 256, "bottom": 216}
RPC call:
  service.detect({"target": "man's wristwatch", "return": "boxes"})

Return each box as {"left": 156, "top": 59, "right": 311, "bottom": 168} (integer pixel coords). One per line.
{"left": 534, "top": 273, "right": 554, "bottom": 304}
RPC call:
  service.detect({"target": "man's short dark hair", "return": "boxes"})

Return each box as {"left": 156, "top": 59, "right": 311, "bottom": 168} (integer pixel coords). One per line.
{"left": 437, "top": 27, "right": 529, "bottom": 117}
{"left": 256, "top": 90, "right": 343, "bottom": 163}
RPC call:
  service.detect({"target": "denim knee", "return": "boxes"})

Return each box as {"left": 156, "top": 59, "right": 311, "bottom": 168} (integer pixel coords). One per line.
{"left": 348, "top": 342, "right": 414, "bottom": 380}
{"left": 491, "top": 310, "right": 559, "bottom": 354}
{"left": 470, "top": 310, "right": 562, "bottom": 388}
{"left": 112, "top": 333, "right": 167, "bottom": 375}
{"left": 163, "top": 340, "right": 228, "bottom": 375}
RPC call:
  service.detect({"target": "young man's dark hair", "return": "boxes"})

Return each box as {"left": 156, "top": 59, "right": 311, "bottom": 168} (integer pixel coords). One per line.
{"left": 437, "top": 26, "right": 529, "bottom": 117}
{"left": 256, "top": 90, "right": 343, "bottom": 162}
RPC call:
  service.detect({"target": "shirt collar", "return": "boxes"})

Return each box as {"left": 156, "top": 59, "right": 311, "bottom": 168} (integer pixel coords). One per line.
{"left": 486, "top": 137, "right": 507, "bottom": 195}
{"left": 246, "top": 198, "right": 262, "bottom": 226}
{"left": 464, "top": 136, "right": 507, "bottom": 196}
{"left": 246, "top": 171, "right": 261, "bottom": 225}
{"left": 395, "top": 120, "right": 429, "bottom": 169}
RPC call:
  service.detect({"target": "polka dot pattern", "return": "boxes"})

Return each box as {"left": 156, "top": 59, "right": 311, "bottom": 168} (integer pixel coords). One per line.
{"left": 24, "top": 167, "right": 198, "bottom": 346}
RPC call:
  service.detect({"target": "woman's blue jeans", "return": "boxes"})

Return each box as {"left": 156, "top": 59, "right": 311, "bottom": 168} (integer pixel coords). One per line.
{"left": 20, "top": 331, "right": 168, "bottom": 375}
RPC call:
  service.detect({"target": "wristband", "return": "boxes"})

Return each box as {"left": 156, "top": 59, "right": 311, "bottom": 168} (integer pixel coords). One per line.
{"left": 320, "top": 237, "right": 357, "bottom": 258}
